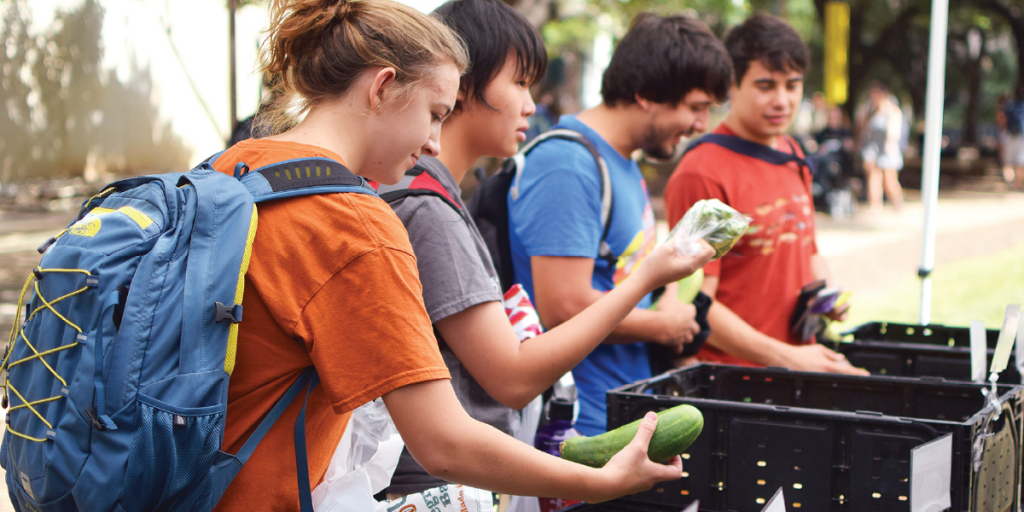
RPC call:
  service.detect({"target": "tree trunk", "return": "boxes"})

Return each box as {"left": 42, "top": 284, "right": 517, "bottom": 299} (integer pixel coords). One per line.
{"left": 983, "top": 0, "right": 1024, "bottom": 94}
{"left": 845, "top": 4, "right": 920, "bottom": 124}
{"left": 962, "top": 29, "right": 986, "bottom": 145}
{"left": 844, "top": 2, "right": 867, "bottom": 122}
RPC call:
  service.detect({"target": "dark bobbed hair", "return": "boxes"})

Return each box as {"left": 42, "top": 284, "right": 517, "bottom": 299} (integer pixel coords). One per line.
{"left": 433, "top": 0, "right": 547, "bottom": 110}
{"left": 601, "top": 13, "right": 732, "bottom": 107}
{"left": 724, "top": 13, "right": 809, "bottom": 85}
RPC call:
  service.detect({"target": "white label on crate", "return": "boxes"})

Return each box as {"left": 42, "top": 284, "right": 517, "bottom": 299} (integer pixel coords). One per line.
{"left": 760, "top": 488, "right": 786, "bottom": 512}
{"left": 1017, "top": 315, "right": 1024, "bottom": 373}
{"left": 910, "top": 433, "right": 952, "bottom": 512}
{"left": 682, "top": 500, "right": 700, "bottom": 512}
{"left": 970, "top": 320, "right": 988, "bottom": 383}
{"left": 990, "top": 304, "right": 1021, "bottom": 375}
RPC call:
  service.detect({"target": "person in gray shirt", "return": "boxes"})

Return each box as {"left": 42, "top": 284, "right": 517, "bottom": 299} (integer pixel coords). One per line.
{"left": 381, "top": 0, "right": 712, "bottom": 498}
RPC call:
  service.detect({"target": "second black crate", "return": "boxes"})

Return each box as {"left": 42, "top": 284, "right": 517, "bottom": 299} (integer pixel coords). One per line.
{"left": 834, "top": 321, "right": 1021, "bottom": 383}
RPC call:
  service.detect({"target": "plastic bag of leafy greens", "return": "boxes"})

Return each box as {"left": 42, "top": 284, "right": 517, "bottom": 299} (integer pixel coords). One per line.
{"left": 669, "top": 199, "right": 750, "bottom": 259}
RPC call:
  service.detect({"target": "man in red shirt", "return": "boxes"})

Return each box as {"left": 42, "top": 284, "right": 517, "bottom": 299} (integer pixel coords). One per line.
{"left": 664, "top": 14, "right": 867, "bottom": 374}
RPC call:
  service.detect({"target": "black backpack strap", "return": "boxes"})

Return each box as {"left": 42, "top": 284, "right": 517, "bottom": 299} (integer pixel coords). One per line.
{"left": 511, "top": 129, "right": 617, "bottom": 266}
{"left": 685, "top": 133, "right": 803, "bottom": 166}
{"left": 378, "top": 165, "right": 464, "bottom": 218}
{"left": 684, "top": 133, "right": 814, "bottom": 183}
{"left": 231, "top": 157, "right": 377, "bottom": 203}
{"left": 249, "top": 157, "right": 366, "bottom": 189}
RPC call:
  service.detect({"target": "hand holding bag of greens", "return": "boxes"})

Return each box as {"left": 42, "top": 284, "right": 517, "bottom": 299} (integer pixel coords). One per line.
{"left": 669, "top": 199, "right": 750, "bottom": 259}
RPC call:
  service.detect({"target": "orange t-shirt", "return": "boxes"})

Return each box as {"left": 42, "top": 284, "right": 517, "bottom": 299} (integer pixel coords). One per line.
{"left": 210, "top": 139, "right": 449, "bottom": 511}
{"left": 665, "top": 125, "right": 818, "bottom": 365}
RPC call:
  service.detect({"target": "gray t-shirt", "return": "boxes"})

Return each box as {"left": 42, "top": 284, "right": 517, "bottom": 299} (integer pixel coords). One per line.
{"left": 382, "top": 156, "right": 508, "bottom": 495}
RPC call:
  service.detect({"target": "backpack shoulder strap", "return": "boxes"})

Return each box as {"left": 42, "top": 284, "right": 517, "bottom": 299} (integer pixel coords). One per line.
{"left": 229, "top": 157, "right": 378, "bottom": 203}
{"left": 511, "top": 129, "right": 616, "bottom": 266}
{"left": 686, "top": 133, "right": 807, "bottom": 166}
{"left": 378, "top": 165, "right": 463, "bottom": 218}
{"left": 685, "top": 133, "right": 814, "bottom": 178}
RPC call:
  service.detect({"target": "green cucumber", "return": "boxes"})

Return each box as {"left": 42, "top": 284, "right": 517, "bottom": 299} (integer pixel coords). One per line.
{"left": 675, "top": 268, "right": 704, "bottom": 304}
{"left": 559, "top": 404, "right": 703, "bottom": 468}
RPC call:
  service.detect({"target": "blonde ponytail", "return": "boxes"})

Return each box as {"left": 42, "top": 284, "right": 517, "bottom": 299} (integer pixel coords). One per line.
{"left": 256, "top": 0, "right": 468, "bottom": 134}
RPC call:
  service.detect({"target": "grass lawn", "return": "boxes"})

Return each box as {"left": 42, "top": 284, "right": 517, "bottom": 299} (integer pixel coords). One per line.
{"left": 836, "top": 240, "right": 1024, "bottom": 331}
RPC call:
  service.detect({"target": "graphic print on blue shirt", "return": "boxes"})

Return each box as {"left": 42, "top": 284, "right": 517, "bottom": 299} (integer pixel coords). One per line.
{"left": 507, "top": 115, "right": 657, "bottom": 435}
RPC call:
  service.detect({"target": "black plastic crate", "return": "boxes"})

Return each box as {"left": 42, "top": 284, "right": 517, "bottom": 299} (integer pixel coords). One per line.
{"left": 606, "top": 364, "right": 1022, "bottom": 512}
{"left": 833, "top": 321, "right": 1021, "bottom": 384}
{"left": 562, "top": 500, "right": 694, "bottom": 511}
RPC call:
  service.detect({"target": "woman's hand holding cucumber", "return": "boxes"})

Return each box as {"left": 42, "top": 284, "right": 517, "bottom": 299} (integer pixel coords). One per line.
{"left": 586, "top": 412, "right": 684, "bottom": 501}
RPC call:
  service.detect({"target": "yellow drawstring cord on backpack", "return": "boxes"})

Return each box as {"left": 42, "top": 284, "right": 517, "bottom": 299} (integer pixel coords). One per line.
{"left": 3, "top": 267, "right": 92, "bottom": 443}
{"left": 81, "top": 188, "right": 115, "bottom": 212}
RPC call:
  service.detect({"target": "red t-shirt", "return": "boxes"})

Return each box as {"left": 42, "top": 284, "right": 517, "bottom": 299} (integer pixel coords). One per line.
{"left": 664, "top": 124, "right": 818, "bottom": 366}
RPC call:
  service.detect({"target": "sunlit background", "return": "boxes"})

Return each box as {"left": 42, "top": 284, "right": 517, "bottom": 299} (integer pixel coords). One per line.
{"left": 1, "top": 0, "right": 1023, "bottom": 334}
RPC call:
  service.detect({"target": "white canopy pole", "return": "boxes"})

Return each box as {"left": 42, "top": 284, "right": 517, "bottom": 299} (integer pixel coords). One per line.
{"left": 918, "top": 0, "right": 951, "bottom": 325}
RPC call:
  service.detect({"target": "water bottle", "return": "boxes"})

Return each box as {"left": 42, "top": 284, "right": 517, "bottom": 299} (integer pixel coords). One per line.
{"left": 535, "top": 398, "right": 582, "bottom": 512}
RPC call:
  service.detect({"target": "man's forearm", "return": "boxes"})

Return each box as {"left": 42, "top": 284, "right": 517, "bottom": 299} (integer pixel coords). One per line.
{"left": 607, "top": 306, "right": 673, "bottom": 344}
{"left": 555, "top": 285, "right": 672, "bottom": 344}
{"left": 704, "top": 299, "right": 789, "bottom": 366}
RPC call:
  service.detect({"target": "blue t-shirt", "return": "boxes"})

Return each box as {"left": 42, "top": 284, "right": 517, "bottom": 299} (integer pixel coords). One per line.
{"left": 508, "top": 115, "right": 658, "bottom": 435}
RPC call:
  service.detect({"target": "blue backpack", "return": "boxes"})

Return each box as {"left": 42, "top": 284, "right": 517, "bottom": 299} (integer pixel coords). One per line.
{"left": 1, "top": 156, "right": 376, "bottom": 511}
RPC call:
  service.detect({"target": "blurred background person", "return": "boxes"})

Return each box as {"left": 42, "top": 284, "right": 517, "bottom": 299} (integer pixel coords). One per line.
{"left": 858, "top": 81, "right": 905, "bottom": 214}
{"left": 811, "top": 105, "right": 857, "bottom": 217}
{"left": 998, "top": 88, "right": 1024, "bottom": 190}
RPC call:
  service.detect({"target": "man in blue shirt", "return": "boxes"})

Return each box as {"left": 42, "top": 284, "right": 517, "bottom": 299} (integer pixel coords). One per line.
{"left": 508, "top": 14, "right": 733, "bottom": 435}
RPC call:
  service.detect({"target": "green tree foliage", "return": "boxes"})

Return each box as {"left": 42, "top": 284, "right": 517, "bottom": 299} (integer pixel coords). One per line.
{"left": 810, "top": 0, "right": 1019, "bottom": 143}
{"left": 540, "top": 0, "right": 799, "bottom": 56}
{"left": 976, "top": 0, "right": 1023, "bottom": 94}
{"left": 0, "top": 0, "right": 188, "bottom": 184}
{"left": 535, "top": 0, "right": 1019, "bottom": 145}
{"left": 538, "top": 0, "right": 822, "bottom": 98}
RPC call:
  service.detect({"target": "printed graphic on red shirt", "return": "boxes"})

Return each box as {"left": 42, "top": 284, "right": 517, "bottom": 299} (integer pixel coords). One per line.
{"left": 663, "top": 125, "right": 820, "bottom": 355}
{"left": 731, "top": 192, "right": 815, "bottom": 259}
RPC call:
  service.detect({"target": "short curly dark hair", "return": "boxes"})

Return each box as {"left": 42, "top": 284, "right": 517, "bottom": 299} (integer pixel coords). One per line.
{"left": 724, "top": 13, "right": 809, "bottom": 85}
{"left": 600, "top": 13, "right": 732, "bottom": 107}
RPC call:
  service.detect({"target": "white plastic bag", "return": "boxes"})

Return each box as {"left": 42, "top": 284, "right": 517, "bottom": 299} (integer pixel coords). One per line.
{"left": 312, "top": 399, "right": 405, "bottom": 512}
{"left": 501, "top": 284, "right": 548, "bottom": 512}
{"left": 668, "top": 198, "right": 750, "bottom": 259}
{"left": 504, "top": 395, "right": 543, "bottom": 512}
{"left": 376, "top": 484, "right": 493, "bottom": 512}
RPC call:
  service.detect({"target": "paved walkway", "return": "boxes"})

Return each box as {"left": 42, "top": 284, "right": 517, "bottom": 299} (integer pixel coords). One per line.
{"left": 655, "top": 189, "right": 1024, "bottom": 295}
{"left": 815, "top": 190, "right": 1024, "bottom": 295}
